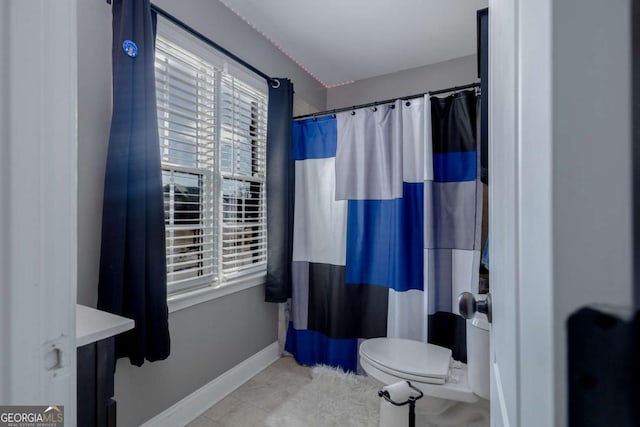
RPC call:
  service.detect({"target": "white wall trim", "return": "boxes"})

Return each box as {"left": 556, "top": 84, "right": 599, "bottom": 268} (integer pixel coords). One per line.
{"left": 140, "top": 342, "right": 279, "bottom": 427}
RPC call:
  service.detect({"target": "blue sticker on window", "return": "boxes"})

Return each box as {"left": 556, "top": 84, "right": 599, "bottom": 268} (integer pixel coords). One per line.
{"left": 122, "top": 40, "right": 138, "bottom": 58}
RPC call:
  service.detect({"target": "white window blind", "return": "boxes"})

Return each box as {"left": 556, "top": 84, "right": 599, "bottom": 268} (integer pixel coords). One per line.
{"left": 220, "top": 75, "right": 268, "bottom": 278}
{"left": 154, "top": 25, "right": 268, "bottom": 295}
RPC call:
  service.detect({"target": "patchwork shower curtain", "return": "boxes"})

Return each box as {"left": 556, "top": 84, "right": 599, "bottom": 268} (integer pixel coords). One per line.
{"left": 285, "top": 91, "right": 481, "bottom": 371}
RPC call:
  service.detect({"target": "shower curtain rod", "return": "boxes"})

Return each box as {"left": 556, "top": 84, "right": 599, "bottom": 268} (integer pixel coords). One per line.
{"left": 293, "top": 81, "right": 480, "bottom": 120}
{"left": 149, "top": 4, "right": 280, "bottom": 88}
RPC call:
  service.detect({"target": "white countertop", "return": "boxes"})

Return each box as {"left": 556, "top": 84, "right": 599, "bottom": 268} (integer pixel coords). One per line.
{"left": 76, "top": 304, "right": 135, "bottom": 347}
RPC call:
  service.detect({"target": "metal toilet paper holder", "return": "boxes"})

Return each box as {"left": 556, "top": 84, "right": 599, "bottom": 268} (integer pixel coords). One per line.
{"left": 378, "top": 381, "right": 424, "bottom": 427}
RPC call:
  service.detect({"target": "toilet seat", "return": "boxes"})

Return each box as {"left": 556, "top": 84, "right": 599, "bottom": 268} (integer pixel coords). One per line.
{"left": 359, "top": 338, "right": 479, "bottom": 404}
{"left": 359, "top": 338, "right": 451, "bottom": 385}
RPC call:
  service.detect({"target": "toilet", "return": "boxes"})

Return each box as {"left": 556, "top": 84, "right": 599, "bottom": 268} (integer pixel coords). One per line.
{"left": 359, "top": 315, "right": 490, "bottom": 416}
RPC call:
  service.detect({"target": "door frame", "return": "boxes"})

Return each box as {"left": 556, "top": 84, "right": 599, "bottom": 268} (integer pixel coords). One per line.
{"left": 490, "top": 0, "right": 635, "bottom": 425}
{"left": 634, "top": 0, "right": 640, "bottom": 309}
{"left": 515, "top": 0, "right": 555, "bottom": 425}
{"left": 0, "top": 1, "right": 78, "bottom": 424}
{"left": 488, "top": 0, "right": 529, "bottom": 425}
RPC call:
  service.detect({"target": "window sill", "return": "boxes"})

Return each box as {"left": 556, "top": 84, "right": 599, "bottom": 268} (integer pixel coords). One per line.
{"left": 167, "top": 273, "right": 266, "bottom": 313}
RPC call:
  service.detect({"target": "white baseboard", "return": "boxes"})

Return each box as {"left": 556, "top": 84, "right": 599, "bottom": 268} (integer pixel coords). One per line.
{"left": 140, "top": 342, "right": 279, "bottom": 427}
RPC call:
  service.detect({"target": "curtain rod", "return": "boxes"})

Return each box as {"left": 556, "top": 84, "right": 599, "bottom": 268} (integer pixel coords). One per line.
{"left": 293, "top": 82, "right": 480, "bottom": 120}
{"left": 149, "top": 4, "right": 280, "bottom": 88}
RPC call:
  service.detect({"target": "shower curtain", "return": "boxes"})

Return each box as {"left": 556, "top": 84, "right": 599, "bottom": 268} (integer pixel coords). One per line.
{"left": 285, "top": 91, "right": 481, "bottom": 371}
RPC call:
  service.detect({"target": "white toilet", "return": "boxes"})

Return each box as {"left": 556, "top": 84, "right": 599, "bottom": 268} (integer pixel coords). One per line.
{"left": 359, "top": 315, "right": 490, "bottom": 416}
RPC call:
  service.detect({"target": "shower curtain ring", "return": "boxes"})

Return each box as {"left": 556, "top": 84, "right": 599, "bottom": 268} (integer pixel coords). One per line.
{"left": 270, "top": 79, "right": 281, "bottom": 89}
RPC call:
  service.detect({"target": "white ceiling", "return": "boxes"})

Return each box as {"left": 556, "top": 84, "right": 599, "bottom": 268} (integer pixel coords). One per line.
{"left": 219, "top": 0, "right": 488, "bottom": 87}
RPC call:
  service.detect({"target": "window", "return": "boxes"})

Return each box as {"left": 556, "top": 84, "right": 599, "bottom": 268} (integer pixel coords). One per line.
{"left": 155, "top": 20, "right": 268, "bottom": 296}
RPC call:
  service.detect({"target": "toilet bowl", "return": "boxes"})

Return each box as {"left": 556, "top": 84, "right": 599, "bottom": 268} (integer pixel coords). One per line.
{"left": 359, "top": 315, "right": 490, "bottom": 416}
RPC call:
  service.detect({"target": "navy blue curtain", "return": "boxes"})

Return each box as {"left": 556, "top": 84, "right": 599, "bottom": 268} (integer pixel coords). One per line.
{"left": 265, "top": 78, "right": 295, "bottom": 302}
{"left": 98, "top": 0, "right": 170, "bottom": 366}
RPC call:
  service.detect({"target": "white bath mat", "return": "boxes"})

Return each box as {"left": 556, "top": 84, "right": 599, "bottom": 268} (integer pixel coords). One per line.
{"left": 264, "top": 364, "right": 490, "bottom": 427}
{"left": 265, "top": 365, "right": 381, "bottom": 427}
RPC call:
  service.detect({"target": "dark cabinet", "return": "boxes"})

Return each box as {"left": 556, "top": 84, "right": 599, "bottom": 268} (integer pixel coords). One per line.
{"left": 77, "top": 338, "right": 117, "bottom": 427}
{"left": 76, "top": 305, "right": 133, "bottom": 427}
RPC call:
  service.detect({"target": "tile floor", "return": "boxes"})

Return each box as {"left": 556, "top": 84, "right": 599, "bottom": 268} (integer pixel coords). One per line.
{"left": 187, "top": 356, "right": 312, "bottom": 427}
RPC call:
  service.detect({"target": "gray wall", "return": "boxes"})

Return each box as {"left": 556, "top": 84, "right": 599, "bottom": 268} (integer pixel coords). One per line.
{"left": 77, "top": 0, "right": 111, "bottom": 308}
{"left": 114, "top": 285, "right": 276, "bottom": 427}
{"left": 76, "top": 1, "right": 324, "bottom": 425}
{"left": 326, "top": 54, "right": 477, "bottom": 109}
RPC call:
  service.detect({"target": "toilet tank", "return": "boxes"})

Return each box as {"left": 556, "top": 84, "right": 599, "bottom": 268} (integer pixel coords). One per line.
{"left": 466, "top": 314, "right": 490, "bottom": 400}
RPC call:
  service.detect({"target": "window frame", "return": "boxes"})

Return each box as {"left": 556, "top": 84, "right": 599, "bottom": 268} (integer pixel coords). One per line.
{"left": 155, "top": 17, "right": 268, "bottom": 311}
